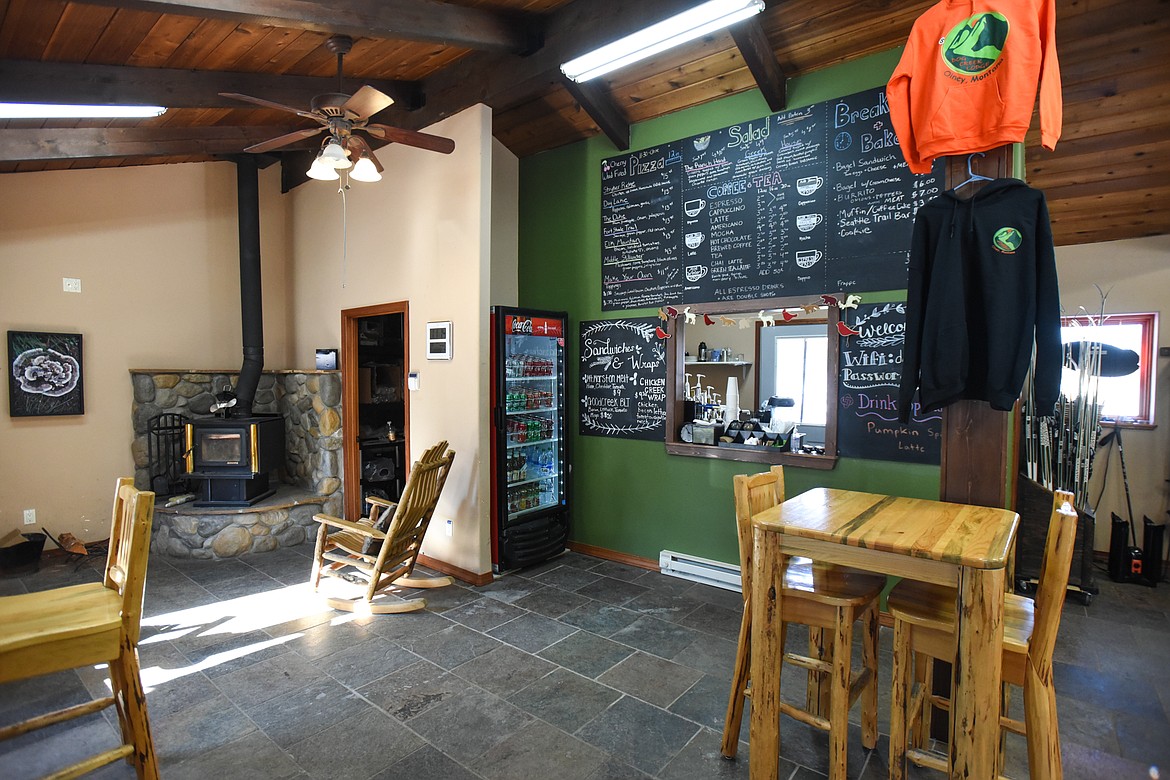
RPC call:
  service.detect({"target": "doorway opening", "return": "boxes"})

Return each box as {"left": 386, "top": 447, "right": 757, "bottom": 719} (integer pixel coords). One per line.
{"left": 341, "top": 302, "right": 410, "bottom": 520}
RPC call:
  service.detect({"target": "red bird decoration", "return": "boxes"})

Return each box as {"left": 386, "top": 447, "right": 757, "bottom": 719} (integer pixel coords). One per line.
{"left": 655, "top": 326, "right": 672, "bottom": 339}
{"left": 781, "top": 310, "right": 798, "bottom": 322}
{"left": 837, "top": 321, "right": 860, "bottom": 337}
{"left": 703, "top": 313, "right": 715, "bottom": 326}
{"left": 665, "top": 306, "right": 679, "bottom": 318}
{"left": 821, "top": 294, "right": 839, "bottom": 307}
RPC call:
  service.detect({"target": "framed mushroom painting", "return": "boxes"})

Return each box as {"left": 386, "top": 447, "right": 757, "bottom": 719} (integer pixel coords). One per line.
{"left": 7, "top": 331, "right": 84, "bottom": 417}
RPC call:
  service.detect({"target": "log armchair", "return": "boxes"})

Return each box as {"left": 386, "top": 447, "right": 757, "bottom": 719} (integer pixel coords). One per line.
{"left": 311, "top": 440, "right": 455, "bottom": 614}
{"left": 0, "top": 478, "right": 159, "bottom": 779}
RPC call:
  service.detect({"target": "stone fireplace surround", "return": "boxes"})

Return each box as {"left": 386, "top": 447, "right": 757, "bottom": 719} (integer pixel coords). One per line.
{"left": 130, "top": 369, "right": 343, "bottom": 558}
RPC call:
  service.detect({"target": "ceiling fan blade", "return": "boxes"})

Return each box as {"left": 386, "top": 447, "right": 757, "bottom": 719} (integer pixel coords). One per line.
{"left": 365, "top": 124, "right": 456, "bottom": 155}
{"left": 342, "top": 85, "right": 395, "bottom": 121}
{"left": 243, "top": 126, "right": 325, "bottom": 154}
{"left": 220, "top": 92, "right": 321, "bottom": 121}
{"left": 347, "top": 135, "right": 384, "bottom": 172}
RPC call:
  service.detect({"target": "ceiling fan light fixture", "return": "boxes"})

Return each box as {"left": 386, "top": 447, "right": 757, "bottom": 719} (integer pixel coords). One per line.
{"left": 320, "top": 138, "right": 352, "bottom": 169}
{"left": 560, "top": 0, "right": 765, "bottom": 82}
{"left": 350, "top": 154, "right": 382, "bottom": 183}
{"left": 306, "top": 153, "right": 340, "bottom": 181}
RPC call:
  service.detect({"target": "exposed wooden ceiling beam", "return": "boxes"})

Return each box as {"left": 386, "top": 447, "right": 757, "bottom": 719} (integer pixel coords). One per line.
{"left": 397, "top": 0, "right": 706, "bottom": 132}
{"left": 729, "top": 17, "right": 787, "bottom": 112}
{"left": 0, "top": 126, "right": 310, "bottom": 161}
{"left": 560, "top": 76, "right": 629, "bottom": 151}
{"left": 0, "top": 60, "right": 423, "bottom": 111}
{"left": 78, "top": 0, "right": 542, "bottom": 54}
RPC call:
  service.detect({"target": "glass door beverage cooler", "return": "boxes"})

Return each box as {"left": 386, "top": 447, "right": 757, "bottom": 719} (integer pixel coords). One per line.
{"left": 490, "top": 306, "right": 570, "bottom": 572}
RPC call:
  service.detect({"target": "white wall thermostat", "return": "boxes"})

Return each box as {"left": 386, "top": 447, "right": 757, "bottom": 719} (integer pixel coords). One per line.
{"left": 426, "top": 321, "right": 452, "bottom": 360}
{"left": 407, "top": 371, "right": 420, "bottom": 391}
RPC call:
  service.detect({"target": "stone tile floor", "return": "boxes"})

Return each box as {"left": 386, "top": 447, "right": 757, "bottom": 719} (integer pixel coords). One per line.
{"left": 1, "top": 546, "right": 1167, "bottom": 779}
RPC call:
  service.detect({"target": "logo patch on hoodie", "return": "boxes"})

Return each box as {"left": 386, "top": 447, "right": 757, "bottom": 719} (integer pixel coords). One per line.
{"left": 942, "top": 12, "right": 1009, "bottom": 75}
{"left": 993, "top": 227, "right": 1023, "bottom": 253}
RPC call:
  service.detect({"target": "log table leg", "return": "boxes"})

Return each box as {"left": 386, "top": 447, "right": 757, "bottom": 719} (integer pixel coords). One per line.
{"left": 949, "top": 564, "right": 1005, "bottom": 779}
{"left": 750, "top": 526, "right": 785, "bottom": 780}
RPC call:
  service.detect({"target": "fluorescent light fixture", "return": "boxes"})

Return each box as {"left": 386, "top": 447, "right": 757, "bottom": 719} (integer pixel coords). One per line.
{"left": 0, "top": 102, "right": 167, "bottom": 119}
{"left": 560, "top": 0, "right": 764, "bottom": 82}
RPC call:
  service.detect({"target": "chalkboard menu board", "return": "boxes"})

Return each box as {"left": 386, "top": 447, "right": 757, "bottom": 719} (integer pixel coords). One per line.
{"left": 579, "top": 317, "right": 667, "bottom": 441}
{"left": 837, "top": 302, "right": 940, "bottom": 464}
{"left": 601, "top": 86, "right": 943, "bottom": 310}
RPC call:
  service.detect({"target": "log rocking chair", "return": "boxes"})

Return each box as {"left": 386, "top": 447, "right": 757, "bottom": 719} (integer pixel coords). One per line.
{"left": 311, "top": 441, "right": 455, "bottom": 614}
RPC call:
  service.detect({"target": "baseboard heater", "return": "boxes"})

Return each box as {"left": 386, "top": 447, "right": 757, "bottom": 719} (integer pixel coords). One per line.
{"left": 659, "top": 550, "right": 742, "bottom": 592}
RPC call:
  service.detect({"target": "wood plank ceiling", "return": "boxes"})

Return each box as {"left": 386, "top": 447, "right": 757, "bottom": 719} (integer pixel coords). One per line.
{"left": 0, "top": 0, "right": 1166, "bottom": 247}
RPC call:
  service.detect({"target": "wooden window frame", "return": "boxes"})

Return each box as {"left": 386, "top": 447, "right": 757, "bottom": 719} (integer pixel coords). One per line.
{"left": 1061, "top": 311, "right": 1157, "bottom": 428}
{"left": 664, "top": 295, "right": 840, "bottom": 469}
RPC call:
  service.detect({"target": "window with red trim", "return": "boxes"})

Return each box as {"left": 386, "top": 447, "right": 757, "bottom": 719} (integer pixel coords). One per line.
{"left": 1060, "top": 312, "right": 1157, "bottom": 426}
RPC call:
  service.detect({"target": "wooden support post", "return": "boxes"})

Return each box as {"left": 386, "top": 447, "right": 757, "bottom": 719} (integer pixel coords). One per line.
{"left": 932, "top": 144, "right": 1018, "bottom": 747}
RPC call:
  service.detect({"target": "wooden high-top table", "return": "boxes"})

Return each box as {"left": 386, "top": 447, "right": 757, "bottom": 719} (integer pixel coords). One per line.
{"left": 749, "top": 488, "right": 1019, "bottom": 780}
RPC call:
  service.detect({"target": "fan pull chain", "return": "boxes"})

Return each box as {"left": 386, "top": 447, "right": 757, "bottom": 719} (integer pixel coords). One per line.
{"left": 339, "top": 177, "right": 349, "bottom": 288}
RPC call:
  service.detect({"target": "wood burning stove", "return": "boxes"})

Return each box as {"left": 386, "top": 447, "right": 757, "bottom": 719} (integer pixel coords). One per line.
{"left": 185, "top": 415, "right": 284, "bottom": 506}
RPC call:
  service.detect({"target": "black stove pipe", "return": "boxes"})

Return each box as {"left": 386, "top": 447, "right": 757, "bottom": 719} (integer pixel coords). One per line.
{"left": 232, "top": 156, "right": 263, "bottom": 418}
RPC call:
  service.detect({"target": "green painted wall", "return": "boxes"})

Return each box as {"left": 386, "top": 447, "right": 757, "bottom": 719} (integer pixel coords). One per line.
{"left": 517, "top": 49, "right": 940, "bottom": 565}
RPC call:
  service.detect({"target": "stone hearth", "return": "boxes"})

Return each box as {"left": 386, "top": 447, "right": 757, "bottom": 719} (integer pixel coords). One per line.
{"left": 152, "top": 484, "right": 327, "bottom": 558}
{"left": 129, "top": 369, "right": 344, "bottom": 558}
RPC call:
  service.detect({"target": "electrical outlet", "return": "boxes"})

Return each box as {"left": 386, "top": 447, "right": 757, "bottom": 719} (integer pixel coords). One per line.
{"left": 62, "top": 277, "right": 82, "bottom": 293}
{"left": 23, "top": 508, "right": 36, "bottom": 525}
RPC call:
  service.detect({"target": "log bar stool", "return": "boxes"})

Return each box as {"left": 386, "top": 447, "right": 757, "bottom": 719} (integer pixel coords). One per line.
{"left": 0, "top": 478, "right": 159, "bottom": 779}
{"left": 722, "top": 467, "right": 884, "bottom": 780}
{"left": 888, "top": 490, "right": 1078, "bottom": 780}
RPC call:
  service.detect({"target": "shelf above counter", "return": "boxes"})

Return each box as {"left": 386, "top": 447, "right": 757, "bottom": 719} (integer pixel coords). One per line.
{"left": 684, "top": 360, "right": 752, "bottom": 366}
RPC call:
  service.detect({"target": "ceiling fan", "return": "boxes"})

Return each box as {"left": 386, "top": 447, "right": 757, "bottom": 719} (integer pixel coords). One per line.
{"left": 221, "top": 34, "right": 455, "bottom": 178}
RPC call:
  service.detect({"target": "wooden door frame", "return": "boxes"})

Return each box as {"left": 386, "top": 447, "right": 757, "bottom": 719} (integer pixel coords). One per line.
{"left": 341, "top": 301, "right": 410, "bottom": 521}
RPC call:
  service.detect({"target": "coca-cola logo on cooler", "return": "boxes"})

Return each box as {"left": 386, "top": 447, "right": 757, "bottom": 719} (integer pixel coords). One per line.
{"left": 508, "top": 316, "right": 563, "bottom": 337}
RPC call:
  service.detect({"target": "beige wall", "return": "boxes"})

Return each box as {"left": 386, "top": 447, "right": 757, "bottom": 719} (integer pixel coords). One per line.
{"left": 288, "top": 104, "right": 510, "bottom": 576}
{"left": 1056, "top": 235, "right": 1170, "bottom": 554}
{"left": 683, "top": 316, "right": 759, "bottom": 411}
{"left": 0, "top": 162, "right": 291, "bottom": 540}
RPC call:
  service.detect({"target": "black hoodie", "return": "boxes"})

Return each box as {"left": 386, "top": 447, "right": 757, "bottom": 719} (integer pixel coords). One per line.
{"left": 897, "top": 178, "right": 1061, "bottom": 423}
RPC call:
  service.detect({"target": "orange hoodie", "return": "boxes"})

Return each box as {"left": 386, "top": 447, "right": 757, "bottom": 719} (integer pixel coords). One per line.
{"left": 887, "top": 0, "right": 1062, "bottom": 174}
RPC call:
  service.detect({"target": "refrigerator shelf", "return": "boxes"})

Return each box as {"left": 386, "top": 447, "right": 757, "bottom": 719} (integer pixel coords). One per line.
{"left": 506, "top": 375, "right": 557, "bottom": 382}
{"left": 508, "top": 500, "right": 561, "bottom": 520}
{"left": 506, "top": 406, "right": 557, "bottom": 415}
{"left": 506, "top": 436, "right": 561, "bottom": 450}
{"left": 506, "top": 472, "right": 558, "bottom": 488}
